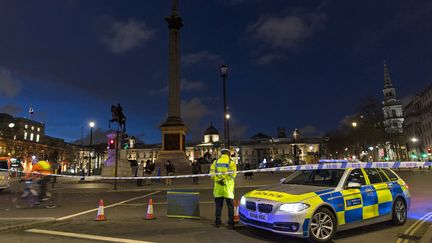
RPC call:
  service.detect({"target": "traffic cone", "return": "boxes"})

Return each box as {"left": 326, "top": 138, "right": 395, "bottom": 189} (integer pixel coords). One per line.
{"left": 233, "top": 199, "right": 240, "bottom": 223}
{"left": 95, "top": 199, "right": 106, "bottom": 221}
{"left": 145, "top": 198, "right": 156, "bottom": 220}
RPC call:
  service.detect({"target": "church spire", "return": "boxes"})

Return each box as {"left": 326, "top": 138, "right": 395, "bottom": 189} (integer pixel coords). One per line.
{"left": 384, "top": 61, "right": 393, "bottom": 89}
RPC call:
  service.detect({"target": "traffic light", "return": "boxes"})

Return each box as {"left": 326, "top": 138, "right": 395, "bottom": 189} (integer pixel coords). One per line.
{"left": 123, "top": 142, "right": 129, "bottom": 149}
{"left": 108, "top": 139, "right": 115, "bottom": 150}
{"left": 421, "top": 153, "right": 428, "bottom": 159}
{"left": 428, "top": 147, "right": 431, "bottom": 154}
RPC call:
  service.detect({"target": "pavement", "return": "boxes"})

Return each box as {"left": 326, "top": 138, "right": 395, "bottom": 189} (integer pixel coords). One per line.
{"left": 0, "top": 170, "right": 431, "bottom": 243}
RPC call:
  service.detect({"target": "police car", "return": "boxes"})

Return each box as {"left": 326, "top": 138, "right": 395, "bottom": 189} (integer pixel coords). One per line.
{"left": 0, "top": 157, "right": 10, "bottom": 192}
{"left": 239, "top": 168, "right": 410, "bottom": 242}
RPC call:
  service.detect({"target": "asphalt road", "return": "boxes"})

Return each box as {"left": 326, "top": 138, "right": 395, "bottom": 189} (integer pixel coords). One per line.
{"left": 0, "top": 170, "right": 430, "bottom": 243}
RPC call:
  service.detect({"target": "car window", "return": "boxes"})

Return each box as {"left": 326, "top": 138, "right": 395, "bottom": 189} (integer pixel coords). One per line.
{"left": 377, "top": 169, "right": 390, "bottom": 182}
{"left": 381, "top": 168, "right": 399, "bottom": 181}
{"left": 364, "top": 168, "right": 383, "bottom": 184}
{"left": 0, "top": 160, "right": 8, "bottom": 170}
{"left": 345, "top": 169, "right": 366, "bottom": 186}
{"left": 283, "top": 169, "right": 344, "bottom": 187}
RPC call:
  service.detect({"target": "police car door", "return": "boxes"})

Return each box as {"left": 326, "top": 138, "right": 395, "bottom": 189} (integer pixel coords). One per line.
{"left": 342, "top": 169, "right": 377, "bottom": 224}
{"left": 365, "top": 168, "right": 394, "bottom": 216}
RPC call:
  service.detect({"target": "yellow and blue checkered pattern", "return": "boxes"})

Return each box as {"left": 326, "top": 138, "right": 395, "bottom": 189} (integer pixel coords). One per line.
{"left": 301, "top": 170, "right": 409, "bottom": 237}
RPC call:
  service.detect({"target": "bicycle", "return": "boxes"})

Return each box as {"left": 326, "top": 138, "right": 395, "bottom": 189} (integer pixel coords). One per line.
{"left": 12, "top": 178, "right": 62, "bottom": 209}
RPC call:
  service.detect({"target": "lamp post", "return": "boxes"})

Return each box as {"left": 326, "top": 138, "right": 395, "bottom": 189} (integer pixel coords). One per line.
{"left": 226, "top": 114, "right": 230, "bottom": 148}
{"left": 411, "top": 137, "right": 418, "bottom": 160}
{"left": 220, "top": 64, "right": 228, "bottom": 148}
{"left": 351, "top": 121, "right": 359, "bottom": 160}
{"left": 88, "top": 121, "right": 95, "bottom": 176}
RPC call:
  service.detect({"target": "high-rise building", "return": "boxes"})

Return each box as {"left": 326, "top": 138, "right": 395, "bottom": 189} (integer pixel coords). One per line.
{"left": 382, "top": 62, "right": 404, "bottom": 134}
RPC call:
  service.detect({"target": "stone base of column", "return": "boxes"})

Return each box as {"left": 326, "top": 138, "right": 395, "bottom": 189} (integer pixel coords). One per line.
{"left": 156, "top": 151, "right": 191, "bottom": 175}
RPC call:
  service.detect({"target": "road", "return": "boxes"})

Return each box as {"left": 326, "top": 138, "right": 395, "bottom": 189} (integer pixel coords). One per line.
{"left": 0, "top": 170, "right": 430, "bottom": 243}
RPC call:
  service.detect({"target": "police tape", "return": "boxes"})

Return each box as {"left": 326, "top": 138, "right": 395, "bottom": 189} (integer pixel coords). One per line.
{"left": 0, "top": 161, "right": 431, "bottom": 180}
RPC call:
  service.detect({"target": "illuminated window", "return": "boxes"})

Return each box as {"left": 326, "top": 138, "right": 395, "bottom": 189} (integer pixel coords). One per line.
{"left": 36, "top": 134, "right": 40, "bottom": 142}
{"left": 24, "top": 132, "right": 28, "bottom": 140}
{"left": 30, "top": 133, "right": 34, "bottom": 141}
{"left": 31, "top": 126, "right": 34, "bottom": 130}
{"left": 25, "top": 124, "right": 28, "bottom": 129}
{"left": 37, "top": 127, "right": 40, "bottom": 132}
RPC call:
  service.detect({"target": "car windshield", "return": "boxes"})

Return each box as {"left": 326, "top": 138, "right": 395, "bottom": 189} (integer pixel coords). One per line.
{"left": 0, "top": 160, "right": 8, "bottom": 170}
{"left": 283, "top": 169, "right": 345, "bottom": 187}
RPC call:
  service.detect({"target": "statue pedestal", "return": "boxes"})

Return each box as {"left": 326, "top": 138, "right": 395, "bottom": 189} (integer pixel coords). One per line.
{"left": 101, "top": 132, "right": 133, "bottom": 177}
{"left": 157, "top": 121, "right": 191, "bottom": 174}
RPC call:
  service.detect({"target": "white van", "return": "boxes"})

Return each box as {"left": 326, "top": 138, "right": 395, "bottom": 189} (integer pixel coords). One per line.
{"left": 0, "top": 158, "right": 10, "bottom": 192}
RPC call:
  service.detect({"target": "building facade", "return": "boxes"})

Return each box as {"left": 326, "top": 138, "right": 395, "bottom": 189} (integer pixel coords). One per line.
{"left": 404, "top": 85, "right": 432, "bottom": 159}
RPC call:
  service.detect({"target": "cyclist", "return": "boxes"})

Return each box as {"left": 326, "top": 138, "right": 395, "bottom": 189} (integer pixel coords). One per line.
{"left": 23, "top": 160, "right": 52, "bottom": 204}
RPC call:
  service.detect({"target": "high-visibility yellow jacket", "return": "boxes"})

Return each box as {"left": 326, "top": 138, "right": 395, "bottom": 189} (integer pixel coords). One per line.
{"left": 32, "top": 160, "right": 52, "bottom": 175}
{"left": 210, "top": 154, "right": 237, "bottom": 199}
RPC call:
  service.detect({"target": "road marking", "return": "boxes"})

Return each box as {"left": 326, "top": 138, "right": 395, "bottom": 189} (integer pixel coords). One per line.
{"left": 26, "top": 229, "right": 154, "bottom": 243}
{"left": 397, "top": 211, "right": 432, "bottom": 243}
{"left": 120, "top": 201, "right": 215, "bottom": 206}
{"left": 56, "top": 191, "right": 160, "bottom": 221}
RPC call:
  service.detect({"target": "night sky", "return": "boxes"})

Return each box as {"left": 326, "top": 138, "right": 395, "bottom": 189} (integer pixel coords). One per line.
{"left": 0, "top": 0, "right": 431, "bottom": 144}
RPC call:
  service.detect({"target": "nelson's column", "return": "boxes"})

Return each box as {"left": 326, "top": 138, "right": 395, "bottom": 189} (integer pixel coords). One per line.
{"left": 157, "top": 0, "right": 189, "bottom": 173}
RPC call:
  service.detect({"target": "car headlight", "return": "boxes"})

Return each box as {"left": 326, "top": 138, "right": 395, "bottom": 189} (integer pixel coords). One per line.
{"left": 240, "top": 196, "right": 246, "bottom": 206}
{"left": 279, "top": 203, "right": 310, "bottom": 213}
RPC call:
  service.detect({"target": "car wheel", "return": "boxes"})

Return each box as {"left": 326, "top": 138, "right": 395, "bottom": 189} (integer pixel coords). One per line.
{"left": 309, "top": 207, "right": 336, "bottom": 243}
{"left": 392, "top": 198, "right": 407, "bottom": 225}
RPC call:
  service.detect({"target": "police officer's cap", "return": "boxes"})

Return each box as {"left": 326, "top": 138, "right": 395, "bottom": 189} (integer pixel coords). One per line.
{"left": 220, "top": 148, "right": 230, "bottom": 154}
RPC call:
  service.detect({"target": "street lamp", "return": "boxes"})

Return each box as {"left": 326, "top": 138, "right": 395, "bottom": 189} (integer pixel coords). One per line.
{"left": 226, "top": 113, "right": 230, "bottom": 148}
{"left": 220, "top": 64, "right": 228, "bottom": 148}
{"left": 410, "top": 137, "right": 419, "bottom": 159}
{"left": 351, "top": 122, "right": 357, "bottom": 128}
{"left": 8, "top": 122, "right": 15, "bottom": 128}
{"left": 88, "top": 121, "right": 95, "bottom": 176}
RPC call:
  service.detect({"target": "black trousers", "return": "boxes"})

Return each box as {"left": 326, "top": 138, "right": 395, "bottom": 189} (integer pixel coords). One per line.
{"left": 38, "top": 176, "right": 50, "bottom": 201}
{"left": 192, "top": 175, "right": 198, "bottom": 184}
{"left": 215, "top": 197, "right": 234, "bottom": 226}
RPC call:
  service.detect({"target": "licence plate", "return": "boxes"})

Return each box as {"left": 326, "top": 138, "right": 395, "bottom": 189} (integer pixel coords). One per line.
{"left": 249, "top": 212, "right": 268, "bottom": 222}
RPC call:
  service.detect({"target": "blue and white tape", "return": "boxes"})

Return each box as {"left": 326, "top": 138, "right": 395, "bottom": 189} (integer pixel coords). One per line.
{"left": 0, "top": 161, "right": 430, "bottom": 180}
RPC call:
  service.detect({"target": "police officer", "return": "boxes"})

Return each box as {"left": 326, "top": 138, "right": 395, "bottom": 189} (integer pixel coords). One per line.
{"left": 210, "top": 148, "right": 237, "bottom": 229}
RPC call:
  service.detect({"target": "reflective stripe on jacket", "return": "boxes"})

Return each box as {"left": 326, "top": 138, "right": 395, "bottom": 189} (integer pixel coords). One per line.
{"left": 210, "top": 154, "right": 237, "bottom": 199}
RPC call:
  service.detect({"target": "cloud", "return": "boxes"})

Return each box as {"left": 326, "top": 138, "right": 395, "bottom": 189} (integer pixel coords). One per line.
{"left": 400, "top": 95, "right": 415, "bottom": 107}
{"left": 298, "top": 125, "right": 323, "bottom": 136}
{"left": 246, "top": 11, "right": 326, "bottom": 49}
{"left": 255, "top": 53, "right": 285, "bottom": 65}
{"left": 0, "top": 104, "right": 23, "bottom": 115}
{"left": 100, "top": 19, "right": 155, "bottom": 53}
{"left": 182, "top": 51, "right": 224, "bottom": 67}
{"left": 71, "top": 128, "right": 111, "bottom": 145}
{"left": 230, "top": 122, "right": 248, "bottom": 140}
{"left": 150, "top": 79, "right": 205, "bottom": 95}
{"left": 0, "top": 67, "right": 22, "bottom": 97}
{"left": 181, "top": 98, "right": 210, "bottom": 141}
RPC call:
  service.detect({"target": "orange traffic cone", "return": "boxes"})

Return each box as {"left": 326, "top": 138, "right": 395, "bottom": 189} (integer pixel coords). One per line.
{"left": 233, "top": 200, "right": 240, "bottom": 223}
{"left": 95, "top": 199, "right": 106, "bottom": 221}
{"left": 145, "top": 198, "right": 156, "bottom": 220}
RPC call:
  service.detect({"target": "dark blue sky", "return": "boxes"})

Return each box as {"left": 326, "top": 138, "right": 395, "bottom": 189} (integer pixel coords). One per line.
{"left": 0, "top": 0, "right": 431, "bottom": 144}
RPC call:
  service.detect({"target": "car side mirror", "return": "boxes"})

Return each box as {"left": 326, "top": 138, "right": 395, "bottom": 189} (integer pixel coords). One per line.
{"left": 347, "top": 182, "right": 361, "bottom": 189}
{"left": 280, "top": 178, "right": 286, "bottom": 184}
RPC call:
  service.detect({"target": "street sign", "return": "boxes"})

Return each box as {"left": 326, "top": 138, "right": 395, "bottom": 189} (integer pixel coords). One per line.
{"left": 167, "top": 190, "right": 200, "bottom": 219}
